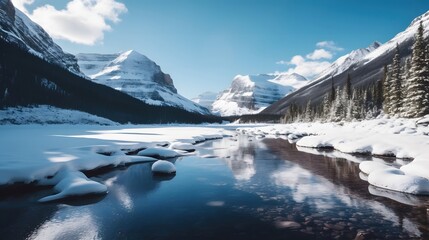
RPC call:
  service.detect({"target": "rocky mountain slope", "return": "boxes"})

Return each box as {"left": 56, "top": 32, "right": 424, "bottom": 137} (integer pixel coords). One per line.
{"left": 0, "top": 0, "right": 80, "bottom": 73}
{"left": 0, "top": 0, "right": 219, "bottom": 124}
{"left": 262, "top": 10, "right": 429, "bottom": 115}
{"left": 77, "top": 51, "right": 210, "bottom": 114}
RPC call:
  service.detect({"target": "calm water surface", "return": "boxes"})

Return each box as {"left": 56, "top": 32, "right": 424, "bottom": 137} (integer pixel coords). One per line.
{"left": 1, "top": 136, "right": 429, "bottom": 239}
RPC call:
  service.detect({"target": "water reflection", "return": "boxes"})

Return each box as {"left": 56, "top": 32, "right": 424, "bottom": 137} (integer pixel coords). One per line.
{"left": 28, "top": 210, "right": 101, "bottom": 240}
{"left": 206, "top": 136, "right": 262, "bottom": 181}
{"left": 213, "top": 137, "right": 429, "bottom": 238}
{"left": 368, "top": 185, "right": 428, "bottom": 207}
{"left": 2, "top": 137, "right": 429, "bottom": 239}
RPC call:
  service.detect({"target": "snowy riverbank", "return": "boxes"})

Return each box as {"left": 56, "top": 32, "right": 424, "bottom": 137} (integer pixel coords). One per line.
{"left": 237, "top": 116, "right": 429, "bottom": 195}
{"left": 0, "top": 124, "right": 233, "bottom": 201}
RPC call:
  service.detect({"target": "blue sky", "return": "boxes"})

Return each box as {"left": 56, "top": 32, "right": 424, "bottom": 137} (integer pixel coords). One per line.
{"left": 15, "top": 0, "right": 429, "bottom": 98}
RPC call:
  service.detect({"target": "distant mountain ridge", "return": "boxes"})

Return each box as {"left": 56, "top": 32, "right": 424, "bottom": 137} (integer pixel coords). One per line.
{"left": 262, "top": 10, "right": 429, "bottom": 115}
{"left": 212, "top": 73, "right": 308, "bottom": 116}
{"left": 77, "top": 50, "right": 210, "bottom": 115}
{"left": 192, "top": 91, "right": 218, "bottom": 110}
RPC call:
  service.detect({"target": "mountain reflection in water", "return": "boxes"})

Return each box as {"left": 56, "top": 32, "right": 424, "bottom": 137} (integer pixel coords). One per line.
{"left": 1, "top": 136, "right": 429, "bottom": 239}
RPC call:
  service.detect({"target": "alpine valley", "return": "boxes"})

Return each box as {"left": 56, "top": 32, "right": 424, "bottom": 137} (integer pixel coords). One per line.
{"left": 3, "top": 1, "right": 429, "bottom": 240}
{"left": 0, "top": 0, "right": 216, "bottom": 124}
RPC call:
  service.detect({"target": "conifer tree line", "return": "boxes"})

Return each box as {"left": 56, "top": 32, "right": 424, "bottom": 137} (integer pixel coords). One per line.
{"left": 281, "top": 21, "right": 429, "bottom": 123}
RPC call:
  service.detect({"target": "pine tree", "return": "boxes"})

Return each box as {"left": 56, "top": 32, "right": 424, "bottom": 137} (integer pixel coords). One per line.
{"left": 401, "top": 58, "right": 412, "bottom": 114}
{"left": 333, "top": 87, "right": 345, "bottom": 121}
{"left": 304, "top": 100, "right": 312, "bottom": 122}
{"left": 390, "top": 44, "right": 403, "bottom": 116}
{"left": 322, "top": 94, "right": 331, "bottom": 121}
{"left": 345, "top": 73, "right": 352, "bottom": 100}
{"left": 404, "top": 21, "right": 429, "bottom": 117}
{"left": 352, "top": 88, "right": 364, "bottom": 119}
{"left": 330, "top": 76, "right": 335, "bottom": 102}
{"left": 383, "top": 65, "right": 392, "bottom": 115}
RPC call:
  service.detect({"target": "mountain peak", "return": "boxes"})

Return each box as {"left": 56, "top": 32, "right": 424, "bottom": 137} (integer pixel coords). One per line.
{"left": 113, "top": 50, "right": 151, "bottom": 64}
{"left": 315, "top": 41, "right": 380, "bottom": 80}
{"left": 368, "top": 41, "right": 381, "bottom": 50}
{"left": 212, "top": 72, "right": 309, "bottom": 116}
{"left": 77, "top": 52, "right": 210, "bottom": 114}
{"left": 409, "top": 10, "right": 429, "bottom": 28}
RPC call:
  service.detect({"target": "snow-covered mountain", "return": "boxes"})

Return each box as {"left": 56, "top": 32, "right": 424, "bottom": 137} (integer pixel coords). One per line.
{"left": 77, "top": 51, "right": 210, "bottom": 115}
{"left": 262, "top": 10, "right": 429, "bottom": 115}
{"left": 362, "top": 11, "right": 429, "bottom": 65}
{"left": 0, "top": 0, "right": 80, "bottom": 73}
{"left": 315, "top": 41, "right": 381, "bottom": 80}
{"left": 192, "top": 91, "right": 218, "bottom": 110}
{"left": 212, "top": 73, "right": 308, "bottom": 116}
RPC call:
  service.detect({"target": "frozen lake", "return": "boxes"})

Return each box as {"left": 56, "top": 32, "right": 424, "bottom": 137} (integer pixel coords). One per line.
{"left": 1, "top": 126, "right": 429, "bottom": 239}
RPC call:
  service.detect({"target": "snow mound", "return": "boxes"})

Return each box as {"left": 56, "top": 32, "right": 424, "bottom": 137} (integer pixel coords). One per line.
{"left": 151, "top": 160, "right": 176, "bottom": 174}
{"left": 137, "top": 147, "right": 181, "bottom": 159}
{"left": 38, "top": 169, "right": 107, "bottom": 202}
{"left": 170, "top": 142, "right": 195, "bottom": 152}
{"left": 368, "top": 168, "right": 429, "bottom": 195}
{"left": 400, "top": 157, "right": 429, "bottom": 179}
{"left": 359, "top": 161, "right": 396, "bottom": 175}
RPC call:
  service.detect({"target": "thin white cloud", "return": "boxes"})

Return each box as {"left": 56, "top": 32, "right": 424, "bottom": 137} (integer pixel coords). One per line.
{"left": 11, "top": 0, "right": 34, "bottom": 14}
{"left": 316, "top": 41, "right": 344, "bottom": 51}
{"left": 306, "top": 49, "right": 333, "bottom": 60}
{"left": 277, "top": 55, "right": 332, "bottom": 79}
{"left": 12, "top": 0, "right": 127, "bottom": 45}
{"left": 276, "top": 41, "right": 343, "bottom": 79}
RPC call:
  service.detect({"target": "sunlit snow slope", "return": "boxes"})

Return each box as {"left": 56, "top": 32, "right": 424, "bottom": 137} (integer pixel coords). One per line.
{"left": 77, "top": 50, "right": 210, "bottom": 115}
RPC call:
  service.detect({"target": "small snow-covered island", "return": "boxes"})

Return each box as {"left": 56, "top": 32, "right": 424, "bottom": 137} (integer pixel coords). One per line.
{"left": 1, "top": 0, "right": 429, "bottom": 239}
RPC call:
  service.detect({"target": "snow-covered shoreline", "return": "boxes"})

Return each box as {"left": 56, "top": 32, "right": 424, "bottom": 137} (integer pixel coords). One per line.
{"left": 0, "top": 124, "right": 233, "bottom": 202}
{"left": 2, "top": 116, "right": 429, "bottom": 202}
{"left": 237, "top": 116, "right": 429, "bottom": 195}
{"left": 0, "top": 105, "right": 118, "bottom": 125}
